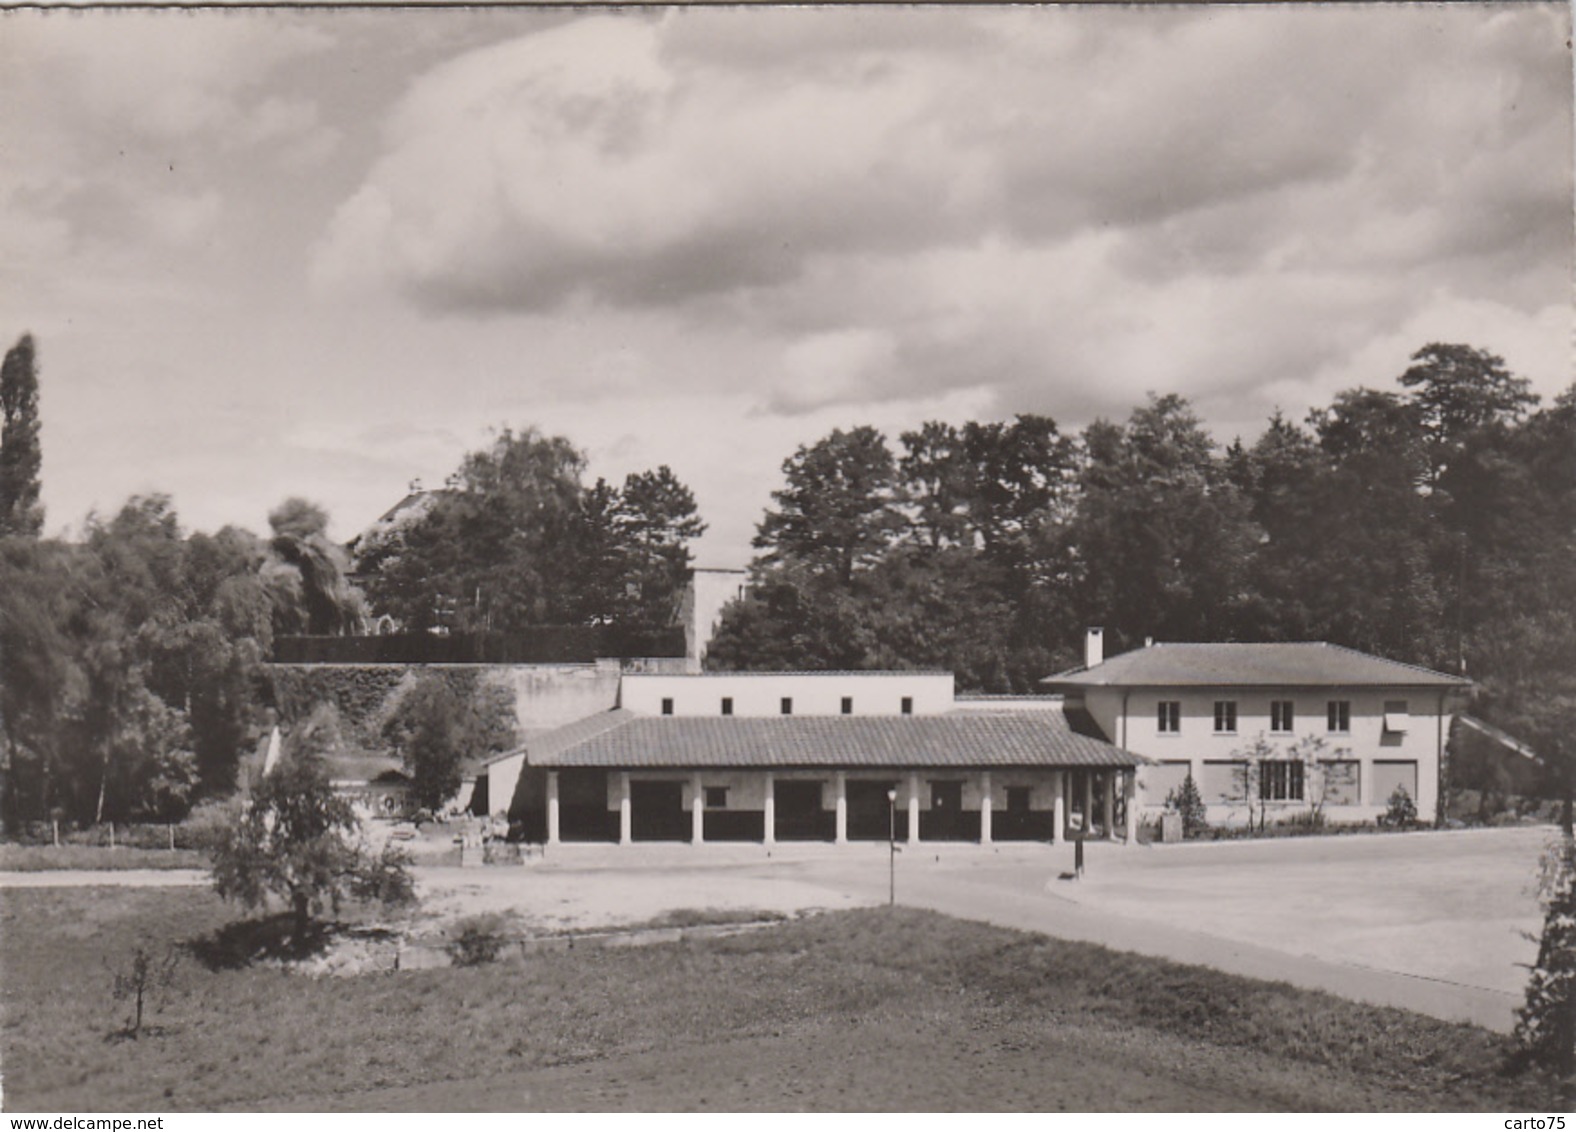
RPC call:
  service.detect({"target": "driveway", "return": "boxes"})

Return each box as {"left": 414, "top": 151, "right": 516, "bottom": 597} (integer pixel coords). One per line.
{"left": 774, "top": 827, "right": 1549, "bottom": 1032}
{"left": 480, "top": 827, "right": 1550, "bottom": 1032}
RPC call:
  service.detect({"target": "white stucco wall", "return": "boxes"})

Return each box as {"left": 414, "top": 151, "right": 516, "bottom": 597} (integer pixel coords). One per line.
{"left": 682, "top": 567, "right": 750, "bottom": 671}
{"left": 619, "top": 671, "right": 956, "bottom": 717}
{"left": 1080, "top": 686, "right": 1452, "bottom": 824}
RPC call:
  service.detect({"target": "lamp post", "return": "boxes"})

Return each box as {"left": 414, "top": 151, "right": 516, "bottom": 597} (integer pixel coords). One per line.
{"left": 887, "top": 787, "right": 898, "bottom": 906}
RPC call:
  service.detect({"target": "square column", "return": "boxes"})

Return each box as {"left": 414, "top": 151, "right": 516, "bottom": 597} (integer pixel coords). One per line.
{"left": 1083, "top": 772, "right": 1094, "bottom": 837}
{"left": 834, "top": 772, "right": 848, "bottom": 844}
{"left": 546, "top": 770, "right": 560, "bottom": 846}
{"left": 763, "top": 775, "right": 775, "bottom": 846}
{"left": 1123, "top": 770, "right": 1138, "bottom": 843}
{"left": 979, "top": 771, "right": 992, "bottom": 845}
{"left": 691, "top": 773, "right": 705, "bottom": 845}
{"left": 1103, "top": 771, "right": 1116, "bottom": 841}
{"left": 1052, "top": 771, "right": 1065, "bottom": 844}
{"left": 618, "top": 772, "right": 632, "bottom": 846}
{"left": 1360, "top": 758, "right": 1374, "bottom": 809}
{"left": 907, "top": 773, "right": 921, "bottom": 844}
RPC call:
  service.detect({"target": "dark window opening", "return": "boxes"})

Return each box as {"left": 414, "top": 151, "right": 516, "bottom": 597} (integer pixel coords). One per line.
{"left": 661, "top": 698, "right": 674, "bottom": 716}
{"left": 901, "top": 696, "right": 913, "bottom": 715}
{"left": 841, "top": 697, "right": 853, "bottom": 715}
{"left": 704, "top": 786, "right": 728, "bottom": 809}
{"left": 721, "top": 697, "right": 733, "bottom": 716}
{"left": 1259, "top": 761, "right": 1304, "bottom": 802}
{"left": 781, "top": 697, "right": 793, "bottom": 715}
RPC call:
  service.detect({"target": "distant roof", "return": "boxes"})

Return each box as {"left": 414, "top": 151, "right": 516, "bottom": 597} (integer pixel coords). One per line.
{"left": 325, "top": 750, "right": 407, "bottom": 784}
{"left": 1042, "top": 642, "right": 1471, "bottom": 690}
{"left": 505, "top": 708, "right": 1142, "bottom": 770}
{"left": 626, "top": 670, "right": 952, "bottom": 679}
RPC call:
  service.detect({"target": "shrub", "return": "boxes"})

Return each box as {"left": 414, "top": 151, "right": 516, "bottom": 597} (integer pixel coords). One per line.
{"left": 1513, "top": 835, "right": 1576, "bottom": 1105}
{"left": 1165, "top": 772, "right": 1209, "bottom": 839}
{"left": 446, "top": 914, "right": 511, "bottom": 967}
{"left": 1383, "top": 785, "right": 1419, "bottom": 829}
{"left": 180, "top": 797, "right": 242, "bottom": 852}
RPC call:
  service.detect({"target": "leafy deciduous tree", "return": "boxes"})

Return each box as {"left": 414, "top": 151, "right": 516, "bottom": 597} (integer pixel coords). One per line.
{"left": 209, "top": 750, "right": 414, "bottom": 938}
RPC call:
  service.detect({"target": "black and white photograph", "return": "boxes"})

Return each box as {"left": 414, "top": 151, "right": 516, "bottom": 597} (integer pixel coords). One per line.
{"left": 0, "top": 0, "right": 1572, "bottom": 1115}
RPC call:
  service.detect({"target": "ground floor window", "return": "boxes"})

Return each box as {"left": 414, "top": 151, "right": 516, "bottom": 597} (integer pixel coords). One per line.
{"left": 1373, "top": 760, "right": 1419, "bottom": 807}
{"left": 1147, "top": 760, "right": 1191, "bottom": 800}
{"left": 1319, "top": 759, "right": 1360, "bottom": 805}
{"left": 704, "top": 786, "right": 728, "bottom": 808}
{"left": 1202, "top": 760, "right": 1245, "bottom": 803}
{"left": 1006, "top": 786, "right": 1031, "bottom": 812}
{"left": 1259, "top": 761, "right": 1304, "bottom": 802}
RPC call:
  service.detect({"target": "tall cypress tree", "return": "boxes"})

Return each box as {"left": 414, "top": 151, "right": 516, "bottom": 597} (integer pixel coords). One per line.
{"left": 0, "top": 334, "right": 43, "bottom": 537}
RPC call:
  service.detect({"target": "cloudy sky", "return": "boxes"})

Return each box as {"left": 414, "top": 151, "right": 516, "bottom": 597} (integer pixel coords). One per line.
{"left": 2, "top": 4, "right": 1570, "bottom": 566}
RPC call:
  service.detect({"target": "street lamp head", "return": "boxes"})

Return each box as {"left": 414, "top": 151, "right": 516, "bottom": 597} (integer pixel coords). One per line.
{"left": 886, "top": 789, "right": 897, "bottom": 803}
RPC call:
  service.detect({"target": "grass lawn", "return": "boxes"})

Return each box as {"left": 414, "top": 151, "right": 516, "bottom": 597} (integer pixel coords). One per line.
{"left": 0, "top": 885, "right": 1554, "bottom": 1112}
{"left": 0, "top": 845, "right": 206, "bottom": 871}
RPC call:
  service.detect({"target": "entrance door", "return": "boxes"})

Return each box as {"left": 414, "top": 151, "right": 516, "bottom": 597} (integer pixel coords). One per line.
{"left": 630, "top": 780, "right": 687, "bottom": 841}
{"left": 774, "top": 780, "right": 827, "bottom": 841}
{"left": 926, "top": 780, "right": 964, "bottom": 840}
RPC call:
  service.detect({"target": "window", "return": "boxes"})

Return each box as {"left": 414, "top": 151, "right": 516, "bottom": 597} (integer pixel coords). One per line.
{"left": 661, "top": 698, "right": 674, "bottom": 716}
{"left": 1157, "top": 701, "right": 1181, "bottom": 734}
{"left": 1259, "top": 761, "right": 1304, "bottom": 802}
{"left": 1006, "top": 786, "right": 1031, "bottom": 813}
{"left": 1327, "top": 700, "right": 1351, "bottom": 733}
{"left": 841, "top": 697, "right": 853, "bottom": 715}
{"left": 1373, "top": 760, "right": 1418, "bottom": 805}
{"left": 1320, "top": 759, "right": 1361, "bottom": 805}
{"left": 1383, "top": 700, "right": 1410, "bottom": 733}
{"left": 781, "top": 697, "right": 793, "bottom": 715}
{"left": 1147, "top": 761, "right": 1192, "bottom": 800}
{"left": 1271, "top": 700, "right": 1294, "bottom": 733}
{"left": 901, "top": 696, "right": 913, "bottom": 716}
{"left": 704, "top": 786, "right": 728, "bottom": 809}
{"left": 721, "top": 697, "right": 733, "bottom": 716}
{"left": 1213, "top": 701, "right": 1238, "bottom": 734}
{"left": 1202, "top": 760, "right": 1245, "bottom": 802}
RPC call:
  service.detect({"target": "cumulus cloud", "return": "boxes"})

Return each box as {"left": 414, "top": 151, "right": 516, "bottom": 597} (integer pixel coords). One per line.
{"left": 309, "top": 5, "right": 1569, "bottom": 426}
{"left": 0, "top": 12, "right": 335, "bottom": 303}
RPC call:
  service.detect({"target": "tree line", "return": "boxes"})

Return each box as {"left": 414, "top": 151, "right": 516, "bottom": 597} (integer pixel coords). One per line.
{"left": 707, "top": 343, "right": 1575, "bottom": 797}
{"left": 2, "top": 334, "right": 1570, "bottom": 828}
{"left": 0, "top": 343, "right": 709, "bottom": 829}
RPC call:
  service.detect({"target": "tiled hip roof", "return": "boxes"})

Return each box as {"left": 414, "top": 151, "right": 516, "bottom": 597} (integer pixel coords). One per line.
{"left": 524, "top": 711, "right": 1142, "bottom": 769}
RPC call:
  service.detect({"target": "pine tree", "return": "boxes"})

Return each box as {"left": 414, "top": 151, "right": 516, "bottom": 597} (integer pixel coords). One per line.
{"left": 0, "top": 334, "right": 43, "bottom": 537}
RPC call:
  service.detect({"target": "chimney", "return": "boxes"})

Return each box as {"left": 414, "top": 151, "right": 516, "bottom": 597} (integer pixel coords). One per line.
{"left": 1085, "top": 627, "right": 1104, "bottom": 670}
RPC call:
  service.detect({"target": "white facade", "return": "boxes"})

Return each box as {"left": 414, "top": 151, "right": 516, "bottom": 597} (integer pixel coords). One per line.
{"left": 619, "top": 671, "right": 956, "bottom": 718}
{"left": 1079, "top": 685, "right": 1454, "bottom": 824}
{"left": 680, "top": 567, "right": 749, "bottom": 671}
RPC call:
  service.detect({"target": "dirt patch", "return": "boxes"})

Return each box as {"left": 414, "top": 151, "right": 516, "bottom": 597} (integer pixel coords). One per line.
{"left": 411, "top": 864, "right": 871, "bottom": 935}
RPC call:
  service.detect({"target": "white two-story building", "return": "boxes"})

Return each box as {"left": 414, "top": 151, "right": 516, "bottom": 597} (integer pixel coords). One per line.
{"left": 1041, "top": 630, "right": 1473, "bottom": 826}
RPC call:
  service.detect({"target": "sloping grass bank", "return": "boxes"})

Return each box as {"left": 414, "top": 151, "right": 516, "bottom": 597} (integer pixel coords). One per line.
{"left": 0, "top": 885, "right": 1550, "bottom": 1112}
